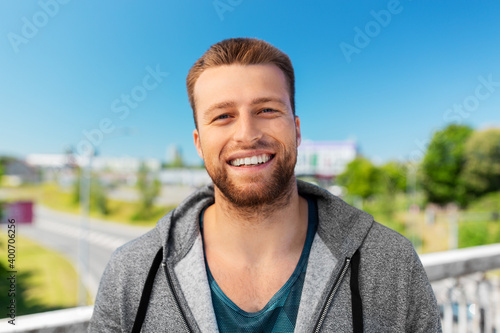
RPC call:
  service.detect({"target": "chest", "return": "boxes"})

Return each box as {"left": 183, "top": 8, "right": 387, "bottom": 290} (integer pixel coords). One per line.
{"left": 207, "top": 258, "right": 298, "bottom": 313}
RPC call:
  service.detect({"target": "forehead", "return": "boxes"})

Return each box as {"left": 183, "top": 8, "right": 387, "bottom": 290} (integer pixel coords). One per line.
{"left": 193, "top": 64, "right": 290, "bottom": 115}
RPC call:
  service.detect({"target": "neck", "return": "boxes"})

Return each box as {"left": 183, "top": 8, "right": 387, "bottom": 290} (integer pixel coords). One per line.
{"left": 217, "top": 176, "right": 296, "bottom": 223}
{"left": 203, "top": 180, "right": 309, "bottom": 265}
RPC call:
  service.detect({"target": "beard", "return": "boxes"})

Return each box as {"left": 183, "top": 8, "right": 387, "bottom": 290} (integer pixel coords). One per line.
{"left": 204, "top": 138, "right": 297, "bottom": 209}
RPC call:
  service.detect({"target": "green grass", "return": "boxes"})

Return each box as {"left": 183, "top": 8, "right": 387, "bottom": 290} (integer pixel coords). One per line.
{"left": 467, "top": 191, "right": 500, "bottom": 212}
{"left": 0, "top": 236, "right": 81, "bottom": 317}
{"left": 457, "top": 191, "right": 500, "bottom": 248}
{"left": 458, "top": 221, "right": 500, "bottom": 248}
{"left": 44, "top": 183, "right": 175, "bottom": 226}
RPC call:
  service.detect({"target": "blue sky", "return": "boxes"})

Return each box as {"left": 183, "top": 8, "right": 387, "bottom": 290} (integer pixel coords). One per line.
{"left": 1, "top": 0, "right": 499, "bottom": 165}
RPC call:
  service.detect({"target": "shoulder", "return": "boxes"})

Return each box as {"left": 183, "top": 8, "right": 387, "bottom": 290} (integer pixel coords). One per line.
{"left": 95, "top": 227, "right": 163, "bottom": 301}
{"left": 363, "top": 222, "right": 414, "bottom": 256}
{"left": 106, "top": 207, "right": 177, "bottom": 271}
{"left": 360, "top": 221, "right": 422, "bottom": 278}
{"left": 90, "top": 226, "right": 169, "bottom": 332}
{"left": 358, "top": 223, "right": 441, "bottom": 330}
{"left": 110, "top": 227, "right": 163, "bottom": 268}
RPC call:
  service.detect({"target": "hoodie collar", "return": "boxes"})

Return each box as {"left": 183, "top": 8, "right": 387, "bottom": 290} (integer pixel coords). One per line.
{"left": 296, "top": 180, "right": 374, "bottom": 259}
{"left": 157, "top": 180, "right": 374, "bottom": 264}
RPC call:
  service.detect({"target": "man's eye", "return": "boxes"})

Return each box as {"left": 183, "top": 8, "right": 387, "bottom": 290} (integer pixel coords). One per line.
{"left": 215, "top": 114, "right": 229, "bottom": 120}
{"left": 261, "top": 108, "right": 277, "bottom": 113}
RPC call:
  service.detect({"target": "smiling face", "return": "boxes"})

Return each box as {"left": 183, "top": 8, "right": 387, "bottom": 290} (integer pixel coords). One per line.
{"left": 193, "top": 64, "right": 301, "bottom": 207}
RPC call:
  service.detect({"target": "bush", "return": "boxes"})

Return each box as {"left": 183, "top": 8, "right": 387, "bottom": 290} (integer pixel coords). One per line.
{"left": 133, "top": 163, "right": 161, "bottom": 220}
{"left": 467, "top": 191, "right": 500, "bottom": 213}
{"left": 458, "top": 221, "right": 500, "bottom": 248}
{"left": 91, "top": 178, "right": 109, "bottom": 216}
{"left": 362, "top": 194, "right": 407, "bottom": 235}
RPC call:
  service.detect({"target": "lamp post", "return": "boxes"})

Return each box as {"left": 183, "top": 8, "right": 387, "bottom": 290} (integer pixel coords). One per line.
{"left": 407, "top": 162, "right": 418, "bottom": 248}
{"left": 76, "top": 127, "right": 134, "bottom": 305}
{"left": 78, "top": 145, "right": 93, "bottom": 306}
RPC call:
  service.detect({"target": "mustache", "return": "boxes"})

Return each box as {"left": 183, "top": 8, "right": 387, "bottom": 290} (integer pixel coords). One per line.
{"left": 221, "top": 139, "right": 280, "bottom": 157}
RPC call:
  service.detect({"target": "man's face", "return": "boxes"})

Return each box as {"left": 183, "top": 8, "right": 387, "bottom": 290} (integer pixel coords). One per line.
{"left": 193, "top": 64, "right": 301, "bottom": 207}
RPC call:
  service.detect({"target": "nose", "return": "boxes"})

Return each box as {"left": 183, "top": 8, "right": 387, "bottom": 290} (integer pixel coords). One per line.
{"left": 232, "top": 112, "right": 262, "bottom": 144}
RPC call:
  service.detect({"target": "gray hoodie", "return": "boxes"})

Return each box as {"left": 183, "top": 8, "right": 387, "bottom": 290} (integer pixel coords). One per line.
{"left": 89, "top": 180, "right": 442, "bottom": 332}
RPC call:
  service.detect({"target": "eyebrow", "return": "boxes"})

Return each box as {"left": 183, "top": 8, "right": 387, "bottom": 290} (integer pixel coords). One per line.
{"left": 205, "top": 101, "right": 236, "bottom": 117}
{"left": 250, "top": 97, "right": 288, "bottom": 109}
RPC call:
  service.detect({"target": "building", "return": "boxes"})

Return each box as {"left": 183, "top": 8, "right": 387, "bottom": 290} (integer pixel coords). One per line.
{"left": 25, "top": 154, "right": 161, "bottom": 186}
{"left": 295, "top": 140, "right": 357, "bottom": 179}
{"left": 26, "top": 154, "right": 160, "bottom": 173}
{"left": 2, "top": 159, "right": 39, "bottom": 186}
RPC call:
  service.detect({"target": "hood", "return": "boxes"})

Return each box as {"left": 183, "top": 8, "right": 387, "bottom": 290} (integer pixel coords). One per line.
{"left": 155, "top": 180, "right": 374, "bottom": 265}
{"left": 295, "top": 180, "right": 374, "bottom": 260}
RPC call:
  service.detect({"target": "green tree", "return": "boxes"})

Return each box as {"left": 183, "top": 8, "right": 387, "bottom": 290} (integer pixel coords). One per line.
{"left": 372, "top": 161, "right": 408, "bottom": 221}
{"left": 461, "top": 128, "right": 500, "bottom": 198}
{"left": 0, "top": 160, "right": 4, "bottom": 220}
{"left": 421, "top": 124, "right": 473, "bottom": 206}
{"left": 337, "top": 157, "right": 380, "bottom": 199}
{"left": 91, "top": 177, "right": 110, "bottom": 215}
{"left": 379, "top": 161, "right": 407, "bottom": 194}
{"left": 72, "top": 167, "right": 81, "bottom": 205}
{"left": 134, "top": 163, "right": 161, "bottom": 220}
{"left": 72, "top": 167, "right": 109, "bottom": 215}
{"left": 338, "top": 158, "right": 408, "bottom": 234}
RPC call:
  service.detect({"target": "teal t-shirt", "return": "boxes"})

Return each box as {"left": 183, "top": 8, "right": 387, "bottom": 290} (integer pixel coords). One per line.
{"left": 200, "top": 197, "right": 317, "bottom": 333}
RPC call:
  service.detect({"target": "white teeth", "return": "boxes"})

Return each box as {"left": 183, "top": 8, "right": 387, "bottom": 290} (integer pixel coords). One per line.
{"left": 230, "top": 154, "right": 272, "bottom": 167}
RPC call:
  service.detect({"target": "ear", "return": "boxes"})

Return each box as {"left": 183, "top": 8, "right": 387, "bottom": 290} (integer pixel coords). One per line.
{"left": 295, "top": 116, "right": 302, "bottom": 147}
{"left": 193, "top": 129, "right": 204, "bottom": 159}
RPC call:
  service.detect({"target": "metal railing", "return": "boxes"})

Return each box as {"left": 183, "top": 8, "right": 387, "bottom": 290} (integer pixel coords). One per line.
{"left": 0, "top": 305, "right": 92, "bottom": 333}
{"left": 420, "top": 243, "right": 500, "bottom": 282}
{"left": 421, "top": 244, "right": 500, "bottom": 333}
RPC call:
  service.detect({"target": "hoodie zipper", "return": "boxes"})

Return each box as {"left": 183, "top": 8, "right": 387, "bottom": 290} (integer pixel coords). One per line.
{"left": 313, "top": 257, "right": 351, "bottom": 333}
{"left": 163, "top": 262, "right": 193, "bottom": 332}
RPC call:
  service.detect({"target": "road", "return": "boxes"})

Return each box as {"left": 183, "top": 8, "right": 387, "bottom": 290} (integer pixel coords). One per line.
{"left": 18, "top": 205, "right": 154, "bottom": 301}
{"left": 107, "top": 184, "right": 197, "bottom": 205}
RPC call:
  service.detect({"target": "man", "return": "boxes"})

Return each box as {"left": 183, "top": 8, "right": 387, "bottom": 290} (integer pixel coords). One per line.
{"left": 89, "top": 38, "right": 442, "bottom": 332}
